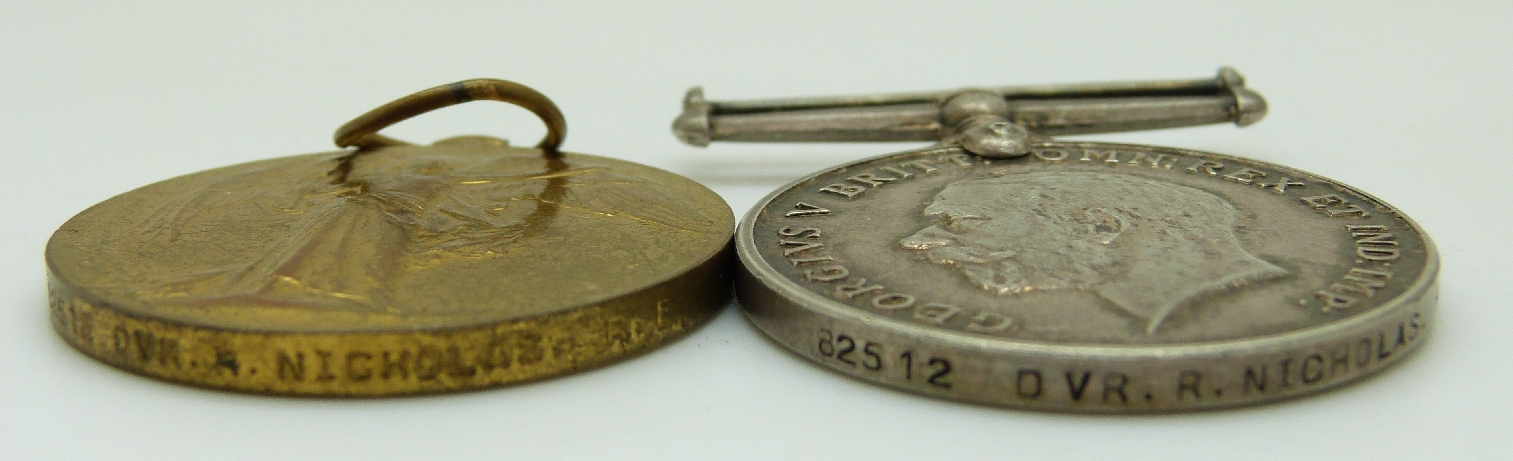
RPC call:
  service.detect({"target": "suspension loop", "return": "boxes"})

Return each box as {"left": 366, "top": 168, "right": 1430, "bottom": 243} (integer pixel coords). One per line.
{"left": 334, "top": 79, "right": 567, "bottom": 154}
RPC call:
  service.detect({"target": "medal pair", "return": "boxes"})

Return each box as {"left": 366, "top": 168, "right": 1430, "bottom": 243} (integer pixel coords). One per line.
{"left": 46, "top": 70, "right": 1436, "bottom": 412}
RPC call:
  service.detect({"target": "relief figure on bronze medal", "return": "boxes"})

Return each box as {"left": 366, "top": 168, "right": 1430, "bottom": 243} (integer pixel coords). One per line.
{"left": 130, "top": 142, "right": 714, "bottom": 314}
{"left": 899, "top": 171, "right": 1288, "bottom": 333}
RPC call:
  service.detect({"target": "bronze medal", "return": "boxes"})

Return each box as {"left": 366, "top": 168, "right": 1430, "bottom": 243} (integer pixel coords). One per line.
{"left": 48, "top": 79, "right": 734, "bottom": 396}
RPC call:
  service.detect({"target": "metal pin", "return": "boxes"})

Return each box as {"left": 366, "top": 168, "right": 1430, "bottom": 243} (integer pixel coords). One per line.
{"left": 673, "top": 67, "right": 1266, "bottom": 158}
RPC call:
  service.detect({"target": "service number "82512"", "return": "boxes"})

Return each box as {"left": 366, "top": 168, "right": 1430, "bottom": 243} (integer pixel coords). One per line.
{"left": 816, "top": 328, "right": 952, "bottom": 389}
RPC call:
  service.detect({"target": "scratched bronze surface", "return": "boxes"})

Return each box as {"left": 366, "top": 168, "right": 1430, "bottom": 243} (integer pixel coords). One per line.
{"left": 46, "top": 136, "right": 734, "bottom": 396}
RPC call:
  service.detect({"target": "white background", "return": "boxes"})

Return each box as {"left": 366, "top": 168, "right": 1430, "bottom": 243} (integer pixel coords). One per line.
{"left": 3, "top": 2, "right": 1510, "bottom": 460}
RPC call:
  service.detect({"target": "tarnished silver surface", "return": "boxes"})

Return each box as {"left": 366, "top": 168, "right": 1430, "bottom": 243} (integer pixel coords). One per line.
{"left": 680, "top": 69, "right": 1438, "bottom": 412}
{"left": 737, "top": 144, "right": 1435, "bottom": 412}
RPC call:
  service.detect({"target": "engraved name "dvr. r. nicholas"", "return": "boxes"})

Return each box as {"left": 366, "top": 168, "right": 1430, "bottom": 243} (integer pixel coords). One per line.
{"left": 271, "top": 342, "right": 548, "bottom": 383}
{"left": 49, "top": 291, "right": 622, "bottom": 386}
{"left": 1005, "top": 311, "right": 1424, "bottom": 407}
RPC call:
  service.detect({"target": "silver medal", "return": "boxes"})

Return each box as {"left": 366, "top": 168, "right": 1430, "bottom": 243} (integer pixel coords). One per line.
{"left": 675, "top": 68, "right": 1437, "bottom": 412}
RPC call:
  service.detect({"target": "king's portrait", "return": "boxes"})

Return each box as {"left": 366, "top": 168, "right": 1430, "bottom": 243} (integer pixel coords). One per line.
{"left": 900, "top": 171, "right": 1288, "bottom": 333}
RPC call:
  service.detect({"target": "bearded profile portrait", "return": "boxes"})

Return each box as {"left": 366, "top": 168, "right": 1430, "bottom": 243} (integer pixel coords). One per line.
{"left": 899, "top": 171, "right": 1289, "bottom": 333}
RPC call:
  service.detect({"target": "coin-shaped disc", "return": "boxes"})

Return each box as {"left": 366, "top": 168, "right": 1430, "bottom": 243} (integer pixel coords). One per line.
{"left": 47, "top": 137, "right": 734, "bottom": 395}
{"left": 738, "top": 142, "right": 1436, "bottom": 412}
